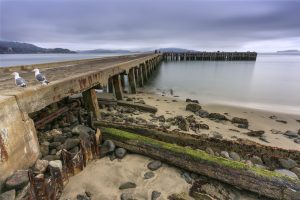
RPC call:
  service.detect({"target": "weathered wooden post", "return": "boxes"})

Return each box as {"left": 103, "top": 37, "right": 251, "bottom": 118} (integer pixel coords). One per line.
{"left": 112, "top": 74, "right": 123, "bottom": 100}
{"left": 137, "top": 65, "right": 144, "bottom": 87}
{"left": 128, "top": 68, "right": 137, "bottom": 94}
{"left": 82, "top": 86, "right": 100, "bottom": 119}
{"left": 108, "top": 77, "right": 113, "bottom": 93}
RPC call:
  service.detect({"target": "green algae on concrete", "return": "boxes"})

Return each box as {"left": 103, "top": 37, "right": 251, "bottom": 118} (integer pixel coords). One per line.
{"left": 101, "top": 127, "right": 294, "bottom": 180}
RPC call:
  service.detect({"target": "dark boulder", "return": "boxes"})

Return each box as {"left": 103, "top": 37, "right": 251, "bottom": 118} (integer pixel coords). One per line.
{"left": 5, "top": 170, "right": 29, "bottom": 190}
{"left": 186, "top": 103, "right": 202, "bottom": 113}
{"left": 246, "top": 130, "right": 264, "bottom": 137}
{"left": 208, "top": 113, "right": 228, "bottom": 121}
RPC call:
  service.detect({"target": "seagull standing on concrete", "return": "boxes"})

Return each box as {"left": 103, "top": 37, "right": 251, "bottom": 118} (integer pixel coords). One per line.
{"left": 33, "top": 68, "right": 49, "bottom": 85}
{"left": 11, "top": 72, "right": 27, "bottom": 87}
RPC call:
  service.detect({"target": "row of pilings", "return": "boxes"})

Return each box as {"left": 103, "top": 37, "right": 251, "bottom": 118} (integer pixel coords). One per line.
{"left": 163, "top": 52, "right": 257, "bottom": 61}
{"left": 81, "top": 55, "right": 162, "bottom": 120}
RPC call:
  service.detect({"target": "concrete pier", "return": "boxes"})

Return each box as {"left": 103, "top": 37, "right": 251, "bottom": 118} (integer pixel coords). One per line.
{"left": 0, "top": 53, "right": 162, "bottom": 182}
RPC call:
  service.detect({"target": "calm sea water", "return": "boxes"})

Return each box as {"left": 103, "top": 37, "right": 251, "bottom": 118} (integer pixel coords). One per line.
{"left": 0, "top": 53, "right": 133, "bottom": 67}
{"left": 145, "top": 54, "right": 300, "bottom": 115}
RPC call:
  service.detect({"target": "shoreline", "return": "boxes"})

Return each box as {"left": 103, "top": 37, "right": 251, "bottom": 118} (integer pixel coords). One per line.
{"left": 124, "top": 90, "right": 300, "bottom": 151}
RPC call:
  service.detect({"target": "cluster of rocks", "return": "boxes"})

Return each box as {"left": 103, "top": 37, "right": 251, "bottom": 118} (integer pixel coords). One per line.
{"left": 203, "top": 147, "right": 300, "bottom": 180}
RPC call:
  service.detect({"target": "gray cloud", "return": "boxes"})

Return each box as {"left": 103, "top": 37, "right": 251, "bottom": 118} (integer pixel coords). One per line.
{"left": 1, "top": 0, "right": 300, "bottom": 51}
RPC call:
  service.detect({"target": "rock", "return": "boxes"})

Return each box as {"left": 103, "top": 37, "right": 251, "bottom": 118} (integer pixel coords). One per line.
{"left": 237, "top": 124, "right": 248, "bottom": 129}
{"left": 157, "top": 115, "right": 166, "bottom": 122}
{"left": 63, "top": 138, "right": 80, "bottom": 150}
{"left": 48, "top": 129, "right": 62, "bottom": 136}
{"left": 43, "top": 155, "right": 60, "bottom": 161}
{"left": 119, "top": 182, "right": 136, "bottom": 190}
{"left": 246, "top": 130, "right": 264, "bottom": 137}
{"left": 196, "top": 110, "right": 209, "bottom": 118}
{"left": 161, "top": 122, "right": 171, "bottom": 129}
{"left": 77, "top": 193, "right": 91, "bottom": 200}
{"left": 276, "top": 120, "right": 287, "bottom": 124}
{"left": 53, "top": 135, "right": 67, "bottom": 143}
{"left": 229, "top": 152, "right": 240, "bottom": 161}
{"left": 70, "top": 146, "right": 79, "bottom": 154}
{"left": 208, "top": 113, "right": 227, "bottom": 121}
{"left": 147, "top": 160, "right": 162, "bottom": 171}
{"left": 136, "top": 100, "right": 145, "bottom": 104}
{"left": 245, "top": 160, "right": 254, "bottom": 167}
{"left": 5, "top": 170, "right": 29, "bottom": 190}
{"left": 211, "top": 131, "right": 223, "bottom": 139}
{"left": 144, "top": 171, "right": 155, "bottom": 179}
{"left": 294, "top": 138, "right": 300, "bottom": 144}
{"left": 168, "top": 192, "right": 189, "bottom": 200}
{"left": 151, "top": 191, "right": 161, "bottom": 200}
{"left": 284, "top": 131, "right": 298, "bottom": 138}
{"left": 34, "top": 159, "right": 49, "bottom": 173}
{"left": 0, "top": 190, "right": 15, "bottom": 200}
{"left": 269, "top": 115, "right": 277, "bottom": 119}
{"left": 186, "top": 103, "right": 202, "bottom": 113}
{"left": 72, "top": 125, "right": 93, "bottom": 135}
{"left": 126, "top": 98, "right": 133, "bottom": 101}
{"left": 278, "top": 158, "right": 298, "bottom": 169}
{"left": 175, "top": 116, "right": 189, "bottom": 131}
{"left": 102, "top": 140, "right": 116, "bottom": 152}
{"left": 120, "top": 193, "right": 136, "bottom": 200}
{"left": 115, "top": 148, "right": 127, "bottom": 159}
{"left": 40, "top": 142, "right": 49, "bottom": 157}
{"left": 49, "top": 142, "right": 62, "bottom": 149}
{"left": 205, "top": 147, "right": 214, "bottom": 156}
{"left": 220, "top": 151, "right": 230, "bottom": 159}
{"left": 274, "top": 169, "right": 299, "bottom": 179}
{"left": 270, "top": 129, "right": 282, "bottom": 134}
{"left": 49, "top": 160, "right": 62, "bottom": 171}
{"left": 186, "top": 99, "right": 199, "bottom": 104}
{"left": 259, "top": 135, "right": 269, "bottom": 143}
{"left": 182, "top": 172, "right": 193, "bottom": 184}
{"left": 196, "top": 123, "right": 209, "bottom": 130}
{"left": 250, "top": 156, "right": 263, "bottom": 165}
{"left": 231, "top": 117, "right": 249, "bottom": 127}
{"left": 50, "top": 149, "right": 57, "bottom": 155}
{"left": 109, "top": 153, "right": 116, "bottom": 161}
{"left": 291, "top": 167, "right": 300, "bottom": 178}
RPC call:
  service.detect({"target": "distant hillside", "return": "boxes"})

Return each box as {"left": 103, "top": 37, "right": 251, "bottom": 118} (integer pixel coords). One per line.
{"left": 78, "top": 49, "right": 133, "bottom": 54}
{"left": 277, "top": 50, "right": 300, "bottom": 53}
{"left": 0, "top": 41, "right": 76, "bottom": 54}
{"left": 156, "top": 48, "right": 197, "bottom": 52}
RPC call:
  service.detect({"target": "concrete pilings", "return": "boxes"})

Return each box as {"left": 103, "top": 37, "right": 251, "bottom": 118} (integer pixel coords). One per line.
{"left": 163, "top": 52, "right": 257, "bottom": 61}
{"left": 82, "top": 87, "right": 101, "bottom": 119}
{"left": 112, "top": 75, "right": 123, "bottom": 100}
{"left": 128, "top": 68, "right": 137, "bottom": 94}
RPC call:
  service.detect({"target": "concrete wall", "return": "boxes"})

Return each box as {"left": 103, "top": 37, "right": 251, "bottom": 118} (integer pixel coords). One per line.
{"left": 0, "top": 95, "right": 40, "bottom": 183}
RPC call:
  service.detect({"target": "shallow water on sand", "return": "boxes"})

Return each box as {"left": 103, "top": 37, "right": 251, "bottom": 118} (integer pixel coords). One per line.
{"left": 145, "top": 54, "right": 300, "bottom": 115}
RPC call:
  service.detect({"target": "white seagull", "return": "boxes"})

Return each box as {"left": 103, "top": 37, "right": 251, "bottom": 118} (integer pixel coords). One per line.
{"left": 11, "top": 72, "right": 27, "bottom": 88}
{"left": 32, "top": 68, "right": 49, "bottom": 85}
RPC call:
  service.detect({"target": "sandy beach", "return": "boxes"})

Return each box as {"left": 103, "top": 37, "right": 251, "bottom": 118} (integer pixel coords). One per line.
{"left": 122, "top": 91, "right": 300, "bottom": 151}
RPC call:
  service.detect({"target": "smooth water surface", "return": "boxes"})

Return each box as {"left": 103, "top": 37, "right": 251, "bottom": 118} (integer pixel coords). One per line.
{"left": 0, "top": 53, "right": 133, "bottom": 67}
{"left": 146, "top": 54, "right": 300, "bottom": 114}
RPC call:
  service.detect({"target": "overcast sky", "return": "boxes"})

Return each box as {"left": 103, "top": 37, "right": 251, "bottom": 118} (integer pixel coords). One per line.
{"left": 1, "top": 0, "right": 300, "bottom": 52}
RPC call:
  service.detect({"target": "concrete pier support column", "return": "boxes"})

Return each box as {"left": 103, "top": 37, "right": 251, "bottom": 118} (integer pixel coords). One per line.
{"left": 82, "top": 87, "right": 100, "bottom": 119}
{"left": 108, "top": 77, "right": 113, "bottom": 93}
{"left": 142, "top": 64, "right": 148, "bottom": 82}
{"left": 120, "top": 73, "right": 126, "bottom": 92}
{"left": 137, "top": 65, "right": 144, "bottom": 87}
{"left": 112, "top": 75, "right": 123, "bottom": 100}
{"left": 128, "top": 68, "right": 137, "bottom": 94}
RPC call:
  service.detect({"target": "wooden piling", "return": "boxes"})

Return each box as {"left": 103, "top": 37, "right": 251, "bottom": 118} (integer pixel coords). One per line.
{"left": 82, "top": 87, "right": 100, "bottom": 119}
{"left": 112, "top": 75, "right": 123, "bottom": 100}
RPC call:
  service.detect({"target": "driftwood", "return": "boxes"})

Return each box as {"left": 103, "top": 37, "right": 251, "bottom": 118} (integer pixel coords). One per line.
{"left": 100, "top": 127, "right": 300, "bottom": 200}
{"left": 94, "top": 121, "right": 300, "bottom": 166}
{"left": 117, "top": 100, "right": 158, "bottom": 113}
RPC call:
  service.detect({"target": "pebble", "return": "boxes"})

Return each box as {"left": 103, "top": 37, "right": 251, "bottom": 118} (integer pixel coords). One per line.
{"left": 151, "top": 191, "right": 161, "bottom": 200}
{"left": 291, "top": 167, "right": 300, "bottom": 178}
{"left": 63, "top": 138, "right": 80, "bottom": 150}
{"left": 220, "top": 151, "right": 230, "bottom": 159}
{"left": 0, "top": 190, "right": 15, "bottom": 200}
{"left": 115, "top": 148, "right": 127, "bottom": 159}
{"left": 275, "top": 169, "right": 299, "bottom": 179}
{"left": 278, "top": 158, "right": 298, "bottom": 169}
{"left": 49, "top": 160, "right": 63, "bottom": 171}
{"left": 229, "top": 152, "right": 240, "bottom": 161}
{"left": 147, "top": 160, "right": 162, "bottom": 171}
{"left": 119, "top": 182, "right": 137, "bottom": 190}
{"left": 144, "top": 171, "right": 155, "bottom": 179}
{"left": 246, "top": 130, "right": 264, "bottom": 137}
{"left": 5, "top": 170, "right": 29, "bottom": 190}
{"left": 205, "top": 147, "right": 214, "bottom": 156}
{"left": 34, "top": 159, "right": 49, "bottom": 173}
{"left": 284, "top": 131, "right": 298, "bottom": 138}
{"left": 186, "top": 103, "right": 202, "bottom": 113}
{"left": 120, "top": 193, "right": 135, "bottom": 200}
{"left": 211, "top": 131, "right": 223, "bottom": 139}
{"left": 250, "top": 156, "right": 263, "bottom": 165}
{"left": 102, "top": 140, "right": 116, "bottom": 152}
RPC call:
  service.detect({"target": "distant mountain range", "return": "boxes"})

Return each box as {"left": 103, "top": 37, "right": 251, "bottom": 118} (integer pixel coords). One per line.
{"left": 277, "top": 50, "right": 300, "bottom": 53}
{"left": 77, "top": 49, "right": 134, "bottom": 54}
{"left": 156, "top": 48, "right": 197, "bottom": 52}
{"left": 0, "top": 41, "right": 76, "bottom": 54}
